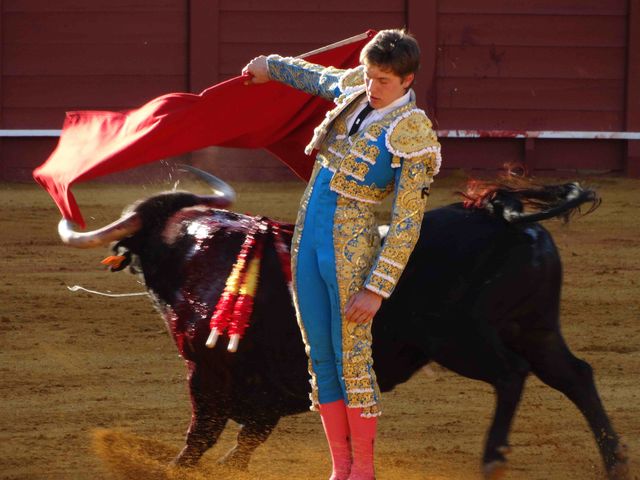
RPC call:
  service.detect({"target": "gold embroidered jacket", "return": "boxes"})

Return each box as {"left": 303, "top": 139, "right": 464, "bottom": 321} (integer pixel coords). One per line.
{"left": 267, "top": 55, "right": 442, "bottom": 298}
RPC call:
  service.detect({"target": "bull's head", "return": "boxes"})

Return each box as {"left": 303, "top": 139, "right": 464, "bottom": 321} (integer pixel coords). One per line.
{"left": 57, "top": 165, "right": 236, "bottom": 248}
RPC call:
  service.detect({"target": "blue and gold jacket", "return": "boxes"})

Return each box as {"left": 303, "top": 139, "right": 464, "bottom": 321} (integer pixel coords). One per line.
{"left": 267, "top": 55, "right": 442, "bottom": 298}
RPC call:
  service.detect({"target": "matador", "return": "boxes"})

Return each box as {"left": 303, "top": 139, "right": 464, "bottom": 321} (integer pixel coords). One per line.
{"left": 243, "top": 29, "right": 441, "bottom": 480}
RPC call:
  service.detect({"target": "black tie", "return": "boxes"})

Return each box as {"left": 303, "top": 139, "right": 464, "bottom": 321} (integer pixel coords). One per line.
{"left": 348, "top": 103, "right": 374, "bottom": 136}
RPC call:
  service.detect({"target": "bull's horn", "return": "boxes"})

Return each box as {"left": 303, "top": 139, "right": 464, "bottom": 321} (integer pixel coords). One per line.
{"left": 58, "top": 211, "right": 142, "bottom": 249}
{"left": 178, "top": 164, "right": 236, "bottom": 206}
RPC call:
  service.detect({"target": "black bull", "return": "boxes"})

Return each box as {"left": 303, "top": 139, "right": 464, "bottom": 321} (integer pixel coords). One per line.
{"left": 105, "top": 185, "right": 627, "bottom": 479}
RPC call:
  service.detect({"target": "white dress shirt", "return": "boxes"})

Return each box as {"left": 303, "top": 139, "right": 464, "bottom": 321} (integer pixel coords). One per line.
{"left": 345, "top": 89, "right": 413, "bottom": 135}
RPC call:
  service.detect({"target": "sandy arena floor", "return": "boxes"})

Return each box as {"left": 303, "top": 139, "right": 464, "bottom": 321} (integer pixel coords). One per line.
{"left": 0, "top": 174, "right": 638, "bottom": 480}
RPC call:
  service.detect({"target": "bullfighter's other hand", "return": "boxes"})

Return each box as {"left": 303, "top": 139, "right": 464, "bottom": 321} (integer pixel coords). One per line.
{"left": 345, "top": 289, "right": 383, "bottom": 324}
{"left": 242, "top": 55, "right": 270, "bottom": 85}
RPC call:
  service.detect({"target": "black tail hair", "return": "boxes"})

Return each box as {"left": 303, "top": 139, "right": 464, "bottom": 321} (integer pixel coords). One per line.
{"left": 460, "top": 163, "right": 601, "bottom": 224}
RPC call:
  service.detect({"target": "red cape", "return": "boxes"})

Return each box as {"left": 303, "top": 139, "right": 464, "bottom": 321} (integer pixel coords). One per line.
{"left": 33, "top": 31, "right": 375, "bottom": 228}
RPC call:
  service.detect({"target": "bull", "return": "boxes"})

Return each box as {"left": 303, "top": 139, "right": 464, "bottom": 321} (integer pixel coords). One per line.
{"left": 57, "top": 167, "right": 629, "bottom": 479}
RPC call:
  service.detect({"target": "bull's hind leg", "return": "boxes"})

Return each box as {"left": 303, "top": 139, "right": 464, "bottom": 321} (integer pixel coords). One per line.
{"left": 522, "top": 329, "right": 629, "bottom": 480}
{"left": 433, "top": 326, "right": 530, "bottom": 479}
{"left": 219, "top": 415, "right": 280, "bottom": 470}
{"left": 173, "top": 362, "right": 231, "bottom": 467}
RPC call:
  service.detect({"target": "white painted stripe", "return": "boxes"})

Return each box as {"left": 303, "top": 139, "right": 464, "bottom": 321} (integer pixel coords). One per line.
{"left": 437, "top": 130, "right": 640, "bottom": 140}
{"left": 4, "top": 129, "right": 637, "bottom": 140}
{"left": 0, "top": 129, "right": 62, "bottom": 137}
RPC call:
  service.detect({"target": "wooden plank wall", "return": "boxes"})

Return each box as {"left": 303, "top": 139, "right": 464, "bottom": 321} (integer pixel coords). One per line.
{"left": 435, "top": 0, "right": 628, "bottom": 172}
{"left": 0, "top": 0, "right": 188, "bottom": 180}
{"left": 196, "top": 0, "right": 405, "bottom": 181}
{"left": 626, "top": 0, "right": 640, "bottom": 176}
{"left": 0, "top": 0, "right": 636, "bottom": 182}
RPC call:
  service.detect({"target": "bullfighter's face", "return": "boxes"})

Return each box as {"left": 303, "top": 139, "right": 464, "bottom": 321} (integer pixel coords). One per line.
{"left": 363, "top": 62, "right": 414, "bottom": 110}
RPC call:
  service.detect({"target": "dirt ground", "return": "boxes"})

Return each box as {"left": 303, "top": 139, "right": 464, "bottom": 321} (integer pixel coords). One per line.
{"left": 1, "top": 174, "right": 638, "bottom": 480}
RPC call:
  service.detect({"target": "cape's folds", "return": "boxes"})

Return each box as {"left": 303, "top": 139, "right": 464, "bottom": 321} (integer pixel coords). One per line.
{"left": 33, "top": 31, "right": 375, "bottom": 228}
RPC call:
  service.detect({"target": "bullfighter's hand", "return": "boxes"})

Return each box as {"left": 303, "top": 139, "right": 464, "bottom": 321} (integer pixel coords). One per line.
{"left": 242, "top": 55, "right": 270, "bottom": 85}
{"left": 345, "top": 289, "right": 383, "bottom": 324}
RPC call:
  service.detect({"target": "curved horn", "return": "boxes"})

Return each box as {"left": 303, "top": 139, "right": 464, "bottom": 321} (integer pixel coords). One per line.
{"left": 58, "top": 211, "right": 142, "bottom": 249}
{"left": 178, "top": 164, "right": 236, "bottom": 206}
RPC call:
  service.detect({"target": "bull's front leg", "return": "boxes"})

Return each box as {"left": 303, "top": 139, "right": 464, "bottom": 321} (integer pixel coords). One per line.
{"left": 219, "top": 415, "right": 280, "bottom": 470}
{"left": 172, "top": 361, "right": 232, "bottom": 467}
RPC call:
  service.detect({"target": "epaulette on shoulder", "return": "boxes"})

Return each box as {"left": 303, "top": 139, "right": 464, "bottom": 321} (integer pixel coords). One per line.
{"left": 338, "top": 65, "right": 365, "bottom": 94}
{"left": 385, "top": 109, "right": 440, "bottom": 158}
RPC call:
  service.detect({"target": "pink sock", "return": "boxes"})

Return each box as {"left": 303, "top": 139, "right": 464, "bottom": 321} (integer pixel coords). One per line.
{"left": 319, "top": 400, "right": 352, "bottom": 480}
{"left": 346, "top": 407, "right": 377, "bottom": 480}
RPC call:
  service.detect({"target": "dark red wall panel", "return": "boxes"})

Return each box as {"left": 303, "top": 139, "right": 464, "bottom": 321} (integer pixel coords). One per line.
{"left": 434, "top": 1, "right": 629, "bottom": 173}
{"left": 438, "top": 46, "right": 625, "bottom": 80}
{"left": 199, "top": 1, "right": 405, "bottom": 180}
{"left": 531, "top": 140, "right": 624, "bottom": 171}
{"left": 626, "top": 0, "right": 640, "bottom": 176}
{"left": 438, "top": 14, "right": 626, "bottom": 47}
{"left": 0, "top": 1, "right": 635, "bottom": 181}
{"left": 440, "top": 138, "right": 523, "bottom": 170}
{"left": 3, "top": 0, "right": 183, "bottom": 12}
{"left": 0, "top": 0, "right": 189, "bottom": 181}
{"left": 437, "top": 78, "right": 623, "bottom": 112}
{"left": 4, "top": 43, "right": 186, "bottom": 76}
{"left": 2, "top": 137, "right": 59, "bottom": 180}
{"left": 219, "top": 0, "right": 404, "bottom": 12}
{"left": 438, "top": 0, "right": 627, "bottom": 16}
{"left": 435, "top": 109, "right": 624, "bottom": 132}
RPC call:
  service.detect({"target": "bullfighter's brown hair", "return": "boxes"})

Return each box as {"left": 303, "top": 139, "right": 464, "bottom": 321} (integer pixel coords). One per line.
{"left": 360, "top": 29, "right": 421, "bottom": 78}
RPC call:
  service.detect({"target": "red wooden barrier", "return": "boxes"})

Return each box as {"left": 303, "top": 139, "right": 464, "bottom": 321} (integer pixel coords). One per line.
{"left": 0, "top": 1, "right": 637, "bottom": 181}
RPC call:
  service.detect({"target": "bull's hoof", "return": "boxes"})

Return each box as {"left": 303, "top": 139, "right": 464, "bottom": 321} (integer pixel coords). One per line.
{"left": 483, "top": 460, "right": 507, "bottom": 480}
{"left": 606, "top": 443, "right": 630, "bottom": 480}
{"left": 607, "top": 462, "right": 630, "bottom": 480}
{"left": 170, "top": 446, "right": 201, "bottom": 468}
{"left": 218, "top": 448, "right": 250, "bottom": 471}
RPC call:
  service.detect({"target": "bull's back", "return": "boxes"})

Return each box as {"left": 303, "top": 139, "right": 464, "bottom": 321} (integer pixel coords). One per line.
{"left": 376, "top": 204, "right": 562, "bottom": 345}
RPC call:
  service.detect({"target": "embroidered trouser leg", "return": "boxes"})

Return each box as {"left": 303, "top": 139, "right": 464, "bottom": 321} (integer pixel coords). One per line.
{"left": 296, "top": 227, "right": 345, "bottom": 404}
{"left": 293, "top": 168, "right": 381, "bottom": 415}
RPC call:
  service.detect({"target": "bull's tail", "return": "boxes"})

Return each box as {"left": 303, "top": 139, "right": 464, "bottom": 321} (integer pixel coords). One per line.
{"left": 499, "top": 182, "right": 600, "bottom": 224}
{"left": 461, "top": 166, "right": 601, "bottom": 224}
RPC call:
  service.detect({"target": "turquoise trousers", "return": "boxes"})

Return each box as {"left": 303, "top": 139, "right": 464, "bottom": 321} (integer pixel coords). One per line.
{"left": 295, "top": 167, "right": 347, "bottom": 404}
